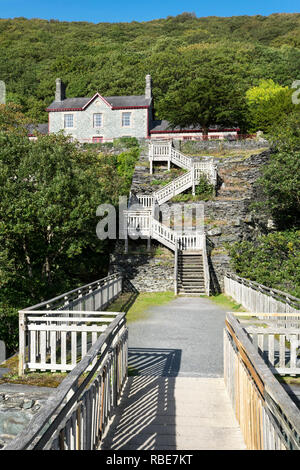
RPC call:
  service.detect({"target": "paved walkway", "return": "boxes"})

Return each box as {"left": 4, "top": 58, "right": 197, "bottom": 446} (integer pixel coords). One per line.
{"left": 101, "top": 296, "right": 246, "bottom": 450}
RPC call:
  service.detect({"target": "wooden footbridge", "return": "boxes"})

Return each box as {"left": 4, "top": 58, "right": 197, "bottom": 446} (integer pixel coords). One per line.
{"left": 3, "top": 272, "right": 300, "bottom": 450}
{"left": 2, "top": 143, "right": 300, "bottom": 450}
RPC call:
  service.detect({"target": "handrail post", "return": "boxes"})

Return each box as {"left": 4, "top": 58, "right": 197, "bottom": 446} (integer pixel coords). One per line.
{"left": 192, "top": 163, "right": 195, "bottom": 196}
{"left": 174, "top": 240, "right": 178, "bottom": 296}
{"left": 18, "top": 311, "right": 26, "bottom": 376}
{"left": 203, "top": 234, "right": 210, "bottom": 296}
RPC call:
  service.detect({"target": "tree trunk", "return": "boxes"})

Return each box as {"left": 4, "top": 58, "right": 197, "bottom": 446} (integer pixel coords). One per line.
{"left": 202, "top": 125, "right": 209, "bottom": 141}
{"left": 22, "top": 239, "right": 33, "bottom": 278}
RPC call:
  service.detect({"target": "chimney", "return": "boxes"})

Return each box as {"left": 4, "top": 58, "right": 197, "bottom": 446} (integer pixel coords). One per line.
{"left": 55, "top": 78, "right": 66, "bottom": 102}
{"left": 145, "top": 74, "right": 152, "bottom": 100}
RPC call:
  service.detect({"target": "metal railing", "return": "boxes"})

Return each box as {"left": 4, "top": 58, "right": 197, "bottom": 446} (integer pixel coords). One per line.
{"left": 224, "top": 313, "right": 300, "bottom": 450}
{"left": 6, "top": 312, "right": 128, "bottom": 450}
{"left": 19, "top": 274, "right": 123, "bottom": 375}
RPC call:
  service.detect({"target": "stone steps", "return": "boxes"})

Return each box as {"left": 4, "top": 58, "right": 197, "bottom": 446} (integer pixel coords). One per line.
{"left": 177, "top": 253, "right": 205, "bottom": 295}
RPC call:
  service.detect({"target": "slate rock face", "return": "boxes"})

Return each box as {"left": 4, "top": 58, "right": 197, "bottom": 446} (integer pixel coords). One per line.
{"left": 110, "top": 243, "right": 174, "bottom": 293}
{"left": 0, "top": 388, "right": 53, "bottom": 449}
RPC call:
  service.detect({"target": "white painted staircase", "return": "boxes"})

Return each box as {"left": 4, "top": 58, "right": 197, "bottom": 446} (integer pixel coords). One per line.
{"left": 124, "top": 141, "right": 217, "bottom": 295}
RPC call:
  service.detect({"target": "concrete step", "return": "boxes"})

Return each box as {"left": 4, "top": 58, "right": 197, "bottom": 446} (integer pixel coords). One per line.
{"left": 178, "top": 281, "right": 205, "bottom": 285}
{"left": 178, "top": 269, "right": 204, "bottom": 272}
{"left": 178, "top": 276, "right": 204, "bottom": 280}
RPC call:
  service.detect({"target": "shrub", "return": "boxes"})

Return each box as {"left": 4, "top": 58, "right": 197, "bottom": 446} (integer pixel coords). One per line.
{"left": 0, "top": 304, "right": 19, "bottom": 356}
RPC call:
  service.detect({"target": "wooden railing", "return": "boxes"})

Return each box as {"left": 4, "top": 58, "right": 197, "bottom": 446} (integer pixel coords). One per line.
{"left": 6, "top": 312, "right": 128, "bottom": 450}
{"left": 151, "top": 218, "right": 178, "bottom": 251}
{"left": 177, "top": 231, "right": 205, "bottom": 251}
{"left": 194, "top": 162, "right": 218, "bottom": 186}
{"left": 224, "top": 313, "right": 300, "bottom": 450}
{"left": 244, "top": 319, "right": 300, "bottom": 375}
{"left": 19, "top": 274, "right": 123, "bottom": 375}
{"left": 170, "top": 146, "right": 193, "bottom": 170}
{"left": 224, "top": 272, "right": 300, "bottom": 314}
{"left": 149, "top": 142, "right": 217, "bottom": 187}
{"left": 124, "top": 209, "right": 205, "bottom": 253}
{"left": 124, "top": 209, "right": 152, "bottom": 239}
{"left": 135, "top": 194, "right": 155, "bottom": 209}
{"left": 154, "top": 171, "right": 193, "bottom": 205}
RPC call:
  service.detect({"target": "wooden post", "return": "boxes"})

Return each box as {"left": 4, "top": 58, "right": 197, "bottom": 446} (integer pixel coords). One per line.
{"left": 192, "top": 165, "right": 195, "bottom": 196}
{"left": 147, "top": 236, "right": 151, "bottom": 252}
{"left": 174, "top": 244, "right": 178, "bottom": 295}
{"left": 18, "top": 311, "right": 26, "bottom": 376}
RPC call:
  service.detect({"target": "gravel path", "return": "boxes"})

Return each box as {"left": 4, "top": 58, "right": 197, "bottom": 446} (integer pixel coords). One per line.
{"left": 101, "top": 296, "right": 246, "bottom": 450}
{"left": 128, "top": 296, "right": 227, "bottom": 378}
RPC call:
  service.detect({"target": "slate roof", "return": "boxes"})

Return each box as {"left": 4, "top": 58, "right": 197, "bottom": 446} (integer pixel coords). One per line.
{"left": 47, "top": 94, "right": 152, "bottom": 111}
{"left": 27, "top": 123, "right": 48, "bottom": 135}
{"left": 150, "top": 120, "right": 240, "bottom": 133}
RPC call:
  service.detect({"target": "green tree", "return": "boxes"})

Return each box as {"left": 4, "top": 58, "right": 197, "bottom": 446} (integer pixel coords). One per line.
{"left": 228, "top": 231, "right": 300, "bottom": 298}
{"left": 246, "top": 79, "right": 295, "bottom": 133}
{"left": 0, "top": 132, "right": 111, "bottom": 306}
{"left": 254, "top": 110, "right": 300, "bottom": 229}
{"left": 157, "top": 72, "right": 245, "bottom": 134}
{"left": 0, "top": 103, "right": 32, "bottom": 135}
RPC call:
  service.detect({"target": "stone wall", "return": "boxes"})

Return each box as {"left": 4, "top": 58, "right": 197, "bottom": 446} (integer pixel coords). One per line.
{"left": 109, "top": 241, "right": 174, "bottom": 293}
{"left": 179, "top": 138, "right": 269, "bottom": 153}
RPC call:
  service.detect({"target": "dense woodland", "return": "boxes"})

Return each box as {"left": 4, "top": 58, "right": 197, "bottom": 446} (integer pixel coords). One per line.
{"left": 1, "top": 13, "right": 300, "bottom": 131}
{"left": 0, "top": 14, "right": 300, "bottom": 353}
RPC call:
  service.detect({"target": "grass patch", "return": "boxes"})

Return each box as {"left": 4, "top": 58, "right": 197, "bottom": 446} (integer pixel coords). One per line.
{"left": 107, "top": 291, "right": 175, "bottom": 323}
{"left": 208, "top": 293, "right": 246, "bottom": 313}
{"left": 171, "top": 192, "right": 214, "bottom": 203}
{"left": 0, "top": 353, "right": 68, "bottom": 387}
{"left": 275, "top": 375, "right": 300, "bottom": 385}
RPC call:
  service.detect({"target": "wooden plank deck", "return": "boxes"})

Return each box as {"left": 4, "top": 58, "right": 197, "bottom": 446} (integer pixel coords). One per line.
{"left": 100, "top": 376, "right": 246, "bottom": 451}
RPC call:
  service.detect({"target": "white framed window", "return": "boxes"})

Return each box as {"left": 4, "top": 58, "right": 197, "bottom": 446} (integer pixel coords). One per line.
{"left": 64, "top": 114, "right": 74, "bottom": 128}
{"left": 93, "top": 113, "right": 103, "bottom": 128}
{"left": 122, "top": 112, "right": 131, "bottom": 127}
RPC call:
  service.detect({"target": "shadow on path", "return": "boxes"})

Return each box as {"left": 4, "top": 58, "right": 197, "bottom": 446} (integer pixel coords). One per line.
{"left": 129, "top": 347, "right": 181, "bottom": 377}
{"left": 101, "top": 348, "right": 182, "bottom": 450}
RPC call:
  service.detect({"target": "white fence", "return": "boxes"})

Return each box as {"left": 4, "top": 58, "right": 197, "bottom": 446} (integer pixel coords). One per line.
{"left": 245, "top": 322, "right": 300, "bottom": 375}
{"left": 6, "top": 312, "right": 128, "bottom": 450}
{"left": 224, "top": 272, "right": 300, "bottom": 314}
{"left": 19, "top": 274, "right": 123, "bottom": 375}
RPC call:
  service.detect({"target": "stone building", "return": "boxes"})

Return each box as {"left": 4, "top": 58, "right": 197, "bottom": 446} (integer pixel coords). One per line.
{"left": 45, "top": 75, "right": 239, "bottom": 142}
{"left": 47, "top": 75, "right": 154, "bottom": 143}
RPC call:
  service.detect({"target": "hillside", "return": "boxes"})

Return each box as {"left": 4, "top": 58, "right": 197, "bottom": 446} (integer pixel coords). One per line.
{"left": 1, "top": 13, "right": 300, "bottom": 127}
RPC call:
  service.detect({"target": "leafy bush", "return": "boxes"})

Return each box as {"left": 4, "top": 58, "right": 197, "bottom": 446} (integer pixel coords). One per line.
{"left": 113, "top": 137, "right": 139, "bottom": 149}
{"left": 228, "top": 231, "right": 300, "bottom": 298}
{"left": 0, "top": 304, "right": 19, "bottom": 356}
{"left": 195, "top": 175, "right": 215, "bottom": 199}
{"left": 116, "top": 147, "right": 140, "bottom": 191}
{"left": 254, "top": 111, "right": 300, "bottom": 229}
